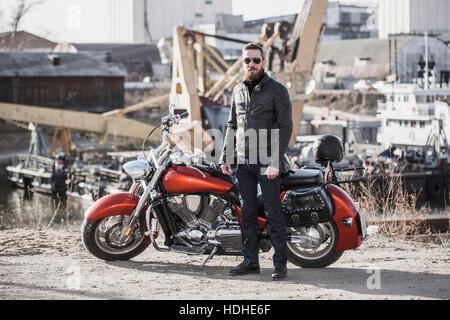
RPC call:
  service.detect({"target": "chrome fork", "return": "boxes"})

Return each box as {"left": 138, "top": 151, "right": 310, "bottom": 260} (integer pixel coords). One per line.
{"left": 118, "top": 148, "right": 171, "bottom": 242}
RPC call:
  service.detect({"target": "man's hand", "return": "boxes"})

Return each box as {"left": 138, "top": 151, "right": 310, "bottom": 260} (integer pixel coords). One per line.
{"left": 221, "top": 163, "right": 233, "bottom": 175}
{"left": 265, "top": 166, "right": 279, "bottom": 179}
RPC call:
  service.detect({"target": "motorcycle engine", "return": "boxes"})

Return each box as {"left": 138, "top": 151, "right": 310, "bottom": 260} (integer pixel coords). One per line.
{"left": 166, "top": 194, "right": 231, "bottom": 246}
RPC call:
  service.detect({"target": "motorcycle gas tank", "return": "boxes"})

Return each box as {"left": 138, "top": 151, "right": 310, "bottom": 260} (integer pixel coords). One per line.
{"left": 163, "top": 166, "right": 233, "bottom": 195}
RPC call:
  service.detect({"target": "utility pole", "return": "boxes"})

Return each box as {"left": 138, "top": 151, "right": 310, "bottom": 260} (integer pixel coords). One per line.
{"left": 144, "top": 0, "right": 152, "bottom": 42}
{"left": 425, "top": 32, "right": 429, "bottom": 90}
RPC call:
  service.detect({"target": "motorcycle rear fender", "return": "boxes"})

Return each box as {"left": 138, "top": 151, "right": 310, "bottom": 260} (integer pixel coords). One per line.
{"left": 325, "top": 184, "right": 363, "bottom": 251}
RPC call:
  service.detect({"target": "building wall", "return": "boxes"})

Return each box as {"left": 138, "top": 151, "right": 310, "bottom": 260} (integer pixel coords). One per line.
{"left": 378, "top": 0, "right": 410, "bottom": 39}
{"left": 409, "top": 0, "right": 450, "bottom": 35}
{"left": 0, "top": 77, "right": 124, "bottom": 112}
{"left": 324, "top": 2, "right": 341, "bottom": 30}
{"left": 379, "top": 0, "right": 450, "bottom": 39}
{"left": 110, "top": 0, "right": 134, "bottom": 43}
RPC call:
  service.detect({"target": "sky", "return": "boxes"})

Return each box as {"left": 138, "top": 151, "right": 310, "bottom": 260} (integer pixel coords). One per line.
{"left": 232, "top": 0, "right": 379, "bottom": 21}
{"left": 0, "top": 0, "right": 114, "bottom": 42}
{"left": 0, "top": 0, "right": 380, "bottom": 42}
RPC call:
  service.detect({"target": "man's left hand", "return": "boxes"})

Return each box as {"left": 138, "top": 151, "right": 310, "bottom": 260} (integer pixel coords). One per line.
{"left": 265, "top": 166, "right": 279, "bottom": 179}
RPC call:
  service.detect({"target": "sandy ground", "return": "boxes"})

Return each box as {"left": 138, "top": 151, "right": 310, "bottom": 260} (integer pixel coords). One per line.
{"left": 0, "top": 227, "right": 448, "bottom": 300}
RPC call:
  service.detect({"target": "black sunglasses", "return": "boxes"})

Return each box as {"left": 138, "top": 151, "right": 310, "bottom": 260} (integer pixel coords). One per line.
{"left": 244, "top": 57, "right": 262, "bottom": 64}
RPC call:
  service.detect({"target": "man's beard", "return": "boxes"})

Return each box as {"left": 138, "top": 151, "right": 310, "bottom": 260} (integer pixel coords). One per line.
{"left": 246, "top": 68, "right": 263, "bottom": 81}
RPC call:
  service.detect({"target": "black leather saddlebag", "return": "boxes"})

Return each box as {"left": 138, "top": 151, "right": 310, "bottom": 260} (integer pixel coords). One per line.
{"left": 282, "top": 186, "right": 334, "bottom": 227}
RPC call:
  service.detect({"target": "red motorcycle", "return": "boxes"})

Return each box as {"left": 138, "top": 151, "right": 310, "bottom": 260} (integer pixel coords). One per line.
{"left": 82, "top": 112, "right": 369, "bottom": 268}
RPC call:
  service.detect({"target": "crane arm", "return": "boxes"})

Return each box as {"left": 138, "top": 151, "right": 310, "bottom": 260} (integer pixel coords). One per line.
{"left": 0, "top": 102, "right": 161, "bottom": 142}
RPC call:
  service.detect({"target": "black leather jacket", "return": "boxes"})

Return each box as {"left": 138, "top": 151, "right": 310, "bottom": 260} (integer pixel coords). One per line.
{"left": 220, "top": 72, "right": 292, "bottom": 168}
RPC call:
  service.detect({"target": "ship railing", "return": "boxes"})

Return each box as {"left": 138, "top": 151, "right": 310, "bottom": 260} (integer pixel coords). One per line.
{"left": 416, "top": 104, "right": 435, "bottom": 116}
{"left": 12, "top": 154, "right": 54, "bottom": 171}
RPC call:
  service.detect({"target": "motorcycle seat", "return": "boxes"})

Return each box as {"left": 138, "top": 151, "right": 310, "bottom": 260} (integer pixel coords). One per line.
{"left": 280, "top": 168, "right": 323, "bottom": 190}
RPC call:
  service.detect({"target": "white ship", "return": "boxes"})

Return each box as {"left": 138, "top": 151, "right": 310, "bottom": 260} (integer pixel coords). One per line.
{"left": 376, "top": 31, "right": 450, "bottom": 168}
{"left": 376, "top": 83, "right": 450, "bottom": 167}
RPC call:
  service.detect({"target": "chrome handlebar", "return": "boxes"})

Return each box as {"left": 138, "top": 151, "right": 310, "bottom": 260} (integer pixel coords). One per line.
{"left": 160, "top": 112, "right": 189, "bottom": 145}
{"left": 146, "top": 111, "right": 191, "bottom": 168}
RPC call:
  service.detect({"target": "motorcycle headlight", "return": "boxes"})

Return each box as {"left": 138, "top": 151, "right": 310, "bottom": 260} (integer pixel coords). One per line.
{"left": 123, "top": 160, "right": 151, "bottom": 181}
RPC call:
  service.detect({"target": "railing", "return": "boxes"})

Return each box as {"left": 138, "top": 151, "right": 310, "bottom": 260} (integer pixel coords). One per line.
{"left": 12, "top": 154, "right": 54, "bottom": 171}
{"left": 416, "top": 105, "right": 435, "bottom": 116}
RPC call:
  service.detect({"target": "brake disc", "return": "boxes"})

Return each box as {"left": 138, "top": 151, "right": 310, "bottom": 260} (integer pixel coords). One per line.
{"left": 105, "top": 222, "right": 139, "bottom": 249}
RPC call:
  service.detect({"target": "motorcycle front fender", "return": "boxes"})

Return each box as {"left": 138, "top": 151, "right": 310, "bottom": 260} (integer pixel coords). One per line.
{"left": 326, "top": 184, "right": 363, "bottom": 252}
{"left": 84, "top": 192, "right": 139, "bottom": 221}
{"left": 84, "top": 192, "right": 155, "bottom": 242}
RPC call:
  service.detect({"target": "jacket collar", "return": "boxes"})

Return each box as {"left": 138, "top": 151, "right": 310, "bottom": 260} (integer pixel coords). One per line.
{"left": 240, "top": 71, "right": 270, "bottom": 93}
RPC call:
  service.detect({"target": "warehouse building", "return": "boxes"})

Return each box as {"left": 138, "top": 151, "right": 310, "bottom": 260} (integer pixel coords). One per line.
{"left": 0, "top": 51, "right": 126, "bottom": 112}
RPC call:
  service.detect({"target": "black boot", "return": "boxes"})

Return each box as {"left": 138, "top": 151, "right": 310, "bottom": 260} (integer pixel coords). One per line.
{"left": 271, "top": 266, "right": 287, "bottom": 281}
{"left": 229, "top": 261, "right": 260, "bottom": 276}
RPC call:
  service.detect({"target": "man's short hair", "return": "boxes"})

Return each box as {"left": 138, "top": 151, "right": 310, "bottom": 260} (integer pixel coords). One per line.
{"left": 243, "top": 42, "right": 265, "bottom": 58}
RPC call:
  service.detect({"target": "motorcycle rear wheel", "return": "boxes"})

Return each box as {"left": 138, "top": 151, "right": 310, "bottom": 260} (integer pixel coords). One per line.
{"left": 82, "top": 215, "right": 150, "bottom": 261}
{"left": 286, "top": 220, "right": 343, "bottom": 268}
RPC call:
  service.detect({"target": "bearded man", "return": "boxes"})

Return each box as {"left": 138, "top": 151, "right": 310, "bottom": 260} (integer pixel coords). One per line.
{"left": 220, "top": 42, "right": 292, "bottom": 280}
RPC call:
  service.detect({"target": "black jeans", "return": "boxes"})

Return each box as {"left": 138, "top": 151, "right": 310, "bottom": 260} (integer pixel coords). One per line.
{"left": 236, "top": 162, "right": 287, "bottom": 268}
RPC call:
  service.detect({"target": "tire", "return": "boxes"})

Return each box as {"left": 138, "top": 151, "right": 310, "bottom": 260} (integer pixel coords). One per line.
{"left": 81, "top": 215, "right": 150, "bottom": 261}
{"left": 287, "top": 220, "right": 343, "bottom": 268}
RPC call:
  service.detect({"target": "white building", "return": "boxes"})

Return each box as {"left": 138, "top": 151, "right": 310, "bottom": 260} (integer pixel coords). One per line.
{"left": 134, "top": 0, "right": 233, "bottom": 42}
{"left": 322, "top": 1, "right": 378, "bottom": 41}
{"left": 0, "top": 0, "right": 232, "bottom": 43}
{"left": 378, "top": 0, "right": 450, "bottom": 39}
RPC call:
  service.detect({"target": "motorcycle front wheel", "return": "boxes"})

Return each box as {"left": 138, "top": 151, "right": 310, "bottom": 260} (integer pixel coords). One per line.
{"left": 286, "top": 220, "right": 343, "bottom": 268}
{"left": 82, "top": 215, "right": 150, "bottom": 261}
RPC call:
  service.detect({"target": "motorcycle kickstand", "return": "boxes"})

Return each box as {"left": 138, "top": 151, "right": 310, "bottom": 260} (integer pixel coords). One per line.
{"left": 200, "top": 247, "right": 217, "bottom": 269}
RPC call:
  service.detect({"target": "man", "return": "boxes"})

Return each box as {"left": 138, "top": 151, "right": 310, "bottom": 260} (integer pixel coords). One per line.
{"left": 220, "top": 42, "right": 292, "bottom": 280}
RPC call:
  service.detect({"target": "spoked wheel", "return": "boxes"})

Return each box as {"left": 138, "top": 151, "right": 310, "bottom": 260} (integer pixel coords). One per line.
{"left": 286, "top": 220, "right": 343, "bottom": 268}
{"left": 82, "top": 215, "right": 149, "bottom": 261}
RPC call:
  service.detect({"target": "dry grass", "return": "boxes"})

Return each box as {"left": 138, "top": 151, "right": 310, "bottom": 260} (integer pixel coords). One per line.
{"left": 342, "top": 165, "right": 432, "bottom": 238}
